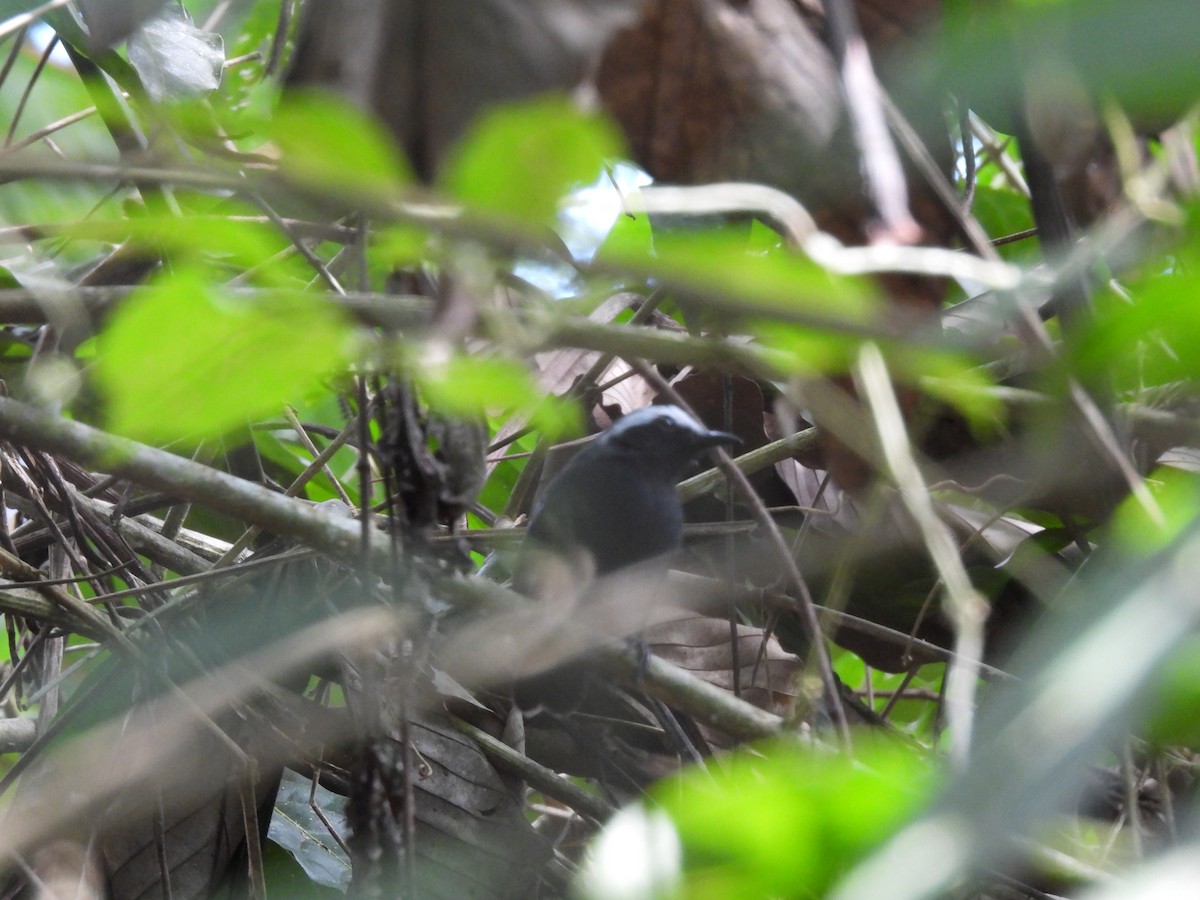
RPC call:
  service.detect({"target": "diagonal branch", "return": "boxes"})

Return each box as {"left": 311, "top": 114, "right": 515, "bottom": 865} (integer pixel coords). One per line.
{"left": 0, "top": 397, "right": 394, "bottom": 568}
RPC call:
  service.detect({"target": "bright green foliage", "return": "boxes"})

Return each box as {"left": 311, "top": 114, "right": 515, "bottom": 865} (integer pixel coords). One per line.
{"left": 441, "top": 95, "right": 624, "bottom": 226}
{"left": 210, "top": 0, "right": 292, "bottom": 144}
{"left": 1147, "top": 635, "right": 1200, "bottom": 748}
{"left": 594, "top": 200, "right": 654, "bottom": 266}
{"left": 1074, "top": 218, "right": 1200, "bottom": 390}
{"left": 94, "top": 268, "right": 353, "bottom": 443}
{"left": 413, "top": 351, "right": 580, "bottom": 439}
{"left": 755, "top": 321, "right": 861, "bottom": 375}
{"left": 654, "top": 739, "right": 934, "bottom": 899}
{"left": 606, "top": 225, "right": 878, "bottom": 325}
{"left": 970, "top": 184, "right": 1037, "bottom": 263}
{"left": 834, "top": 649, "right": 946, "bottom": 739}
{"left": 1109, "top": 466, "right": 1200, "bottom": 556}
{"left": 0, "top": 181, "right": 119, "bottom": 251}
{"left": 254, "top": 427, "right": 358, "bottom": 504}
{"left": 268, "top": 91, "right": 413, "bottom": 199}
{"left": 119, "top": 209, "right": 307, "bottom": 284}
{"left": 941, "top": 0, "right": 1200, "bottom": 130}
{"left": 757, "top": 321, "right": 1002, "bottom": 429}
{"left": 907, "top": 351, "right": 1004, "bottom": 433}
{"left": 373, "top": 224, "right": 432, "bottom": 270}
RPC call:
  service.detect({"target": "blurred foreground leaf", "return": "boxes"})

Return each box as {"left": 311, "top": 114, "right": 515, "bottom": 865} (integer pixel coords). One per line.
{"left": 442, "top": 95, "right": 624, "bottom": 227}
{"left": 412, "top": 351, "right": 580, "bottom": 439}
{"left": 95, "top": 269, "right": 352, "bottom": 443}
{"left": 607, "top": 226, "right": 878, "bottom": 325}
{"left": 269, "top": 91, "right": 414, "bottom": 199}
{"left": 580, "top": 739, "right": 933, "bottom": 900}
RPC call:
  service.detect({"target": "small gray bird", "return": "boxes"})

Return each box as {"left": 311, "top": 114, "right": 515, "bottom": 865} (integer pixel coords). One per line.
{"left": 514, "top": 404, "right": 739, "bottom": 707}
{"left": 518, "top": 404, "right": 739, "bottom": 587}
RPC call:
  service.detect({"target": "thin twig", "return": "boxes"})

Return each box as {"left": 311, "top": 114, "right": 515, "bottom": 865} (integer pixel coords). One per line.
{"left": 0, "top": 396, "right": 394, "bottom": 567}
{"left": 0, "top": 0, "right": 74, "bottom": 42}
{"left": 450, "top": 715, "right": 614, "bottom": 821}
{"left": 855, "top": 343, "right": 987, "bottom": 769}
{"left": 822, "top": 0, "right": 918, "bottom": 241}
{"left": 5, "top": 33, "right": 58, "bottom": 147}
{"left": 632, "top": 364, "right": 850, "bottom": 743}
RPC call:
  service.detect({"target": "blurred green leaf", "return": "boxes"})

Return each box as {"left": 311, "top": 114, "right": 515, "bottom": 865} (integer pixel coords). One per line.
{"left": 0, "top": 178, "right": 117, "bottom": 235}
{"left": 941, "top": 0, "right": 1200, "bottom": 130}
{"left": 609, "top": 226, "right": 878, "bottom": 324}
{"left": 594, "top": 204, "right": 654, "bottom": 265}
{"left": 971, "top": 184, "right": 1037, "bottom": 263}
{"left": 1109, "top": 465, "right": 1200, "bottom": 556}
{"left": 1073, "top": 212, "right": 1200, "bottom": 389}
{"left": 120, "top": 210, "right": 307, "bottom": 284}
{"left": 413, "top": 352, "right": 579, "bottom": 440}
{"left": 373, "top": 223, "right": 431, "bottom": 270}
{"left": 95, "top": 268, "right": 352, "bottom": 443}
{"left": 756, "top": 323, "right": 999, "bottom": 427}
{"left": 268, "top": 91, "right": 413, "bottom": 199}
{"left": 654, "top": 740, "right": 933, "bottom": 899}
{"left": 833, "top": 647, "right": 867, "bottom": 687}
{"left": 208, "top": 0, "right": 285, "bottom": 145}
{"left": 415, "top": 354, "right": 535, "bottom": 417}
{"left": 756, "top": 321, "right": 860, "bottom": 376}
{"left": 912, "top": 352, "right": 1004, "bottom": 433}
{"left": 442, "top": 95, "right": 623, "bottom": 226}
{"left": 1147, "top": 636, "right": 1200, "bottom": 748}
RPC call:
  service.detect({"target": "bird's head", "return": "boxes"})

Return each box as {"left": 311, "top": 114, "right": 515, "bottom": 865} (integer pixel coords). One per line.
{"left": 601, "top": 404, "right": 740, "bottom": 476}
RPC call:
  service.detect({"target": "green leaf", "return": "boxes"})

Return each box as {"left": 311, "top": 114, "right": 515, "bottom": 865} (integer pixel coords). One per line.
{"left": 971, "top": 184, "right": 1037, "bottom": 263}
{"left": 755, "top": 322, "right": 861, "bottom": 376}
{"left": 373, "top": 224, "right": 431, "bottom": 269}
{"left": 610, "top": 225, "right": 879, "bottom": 325}
{"left": 268, "top": 769, "right": 351, "bottom": 891}
{"left": 413, "top": 353, "right": 580, "bottom": 439}
{"left": 442, "top": 95, "right": 624, "bottom": 226}
{"left": 209, "top": 1, "right": 284, "bottom": 146}
{"left": 1109, "top": 465, "right": 1200, "bottom": 556}
{"left": 1073, "top": 210, "right": 1200, "bottom": 389}
{"left": 833, "top": 647, "right": 867, "bottom": 686}
{"left": 758, "top": 321, "right": 1001, "bottom": 429}
{"left": 648, "top": 740, "right": 933, "bottom": 899}
{"left": 907, "top": 350, "right": 1004, "bottom": 433}
{"left": 94, "top": 269, "right": 352, "bottom": 443}
{"left": 1147, "top": 636, "right": 1200, "bottom": 749}
{"left": 594, "top": 202, "right": 654, "bottom": 265}
{"left": 268, "top": 91, "right": 413, "bottom": 199}
{"left": 943, "top": 0, "right": 1200, "bottom": 130}
{"left": 120, "top": 211, "right": 306, "bottom": 285}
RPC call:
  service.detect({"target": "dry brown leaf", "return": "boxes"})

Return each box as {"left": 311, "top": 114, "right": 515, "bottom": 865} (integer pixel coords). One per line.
{"left": 644, "top": 608, "right": 802, "bottom": 724}
{"left": 532, "top": 293, "right": 639, "bottom": 398}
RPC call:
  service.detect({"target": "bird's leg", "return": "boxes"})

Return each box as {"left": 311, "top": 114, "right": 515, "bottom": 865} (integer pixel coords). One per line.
{"left": 645, "top": 697, "right": 706, "bottom": 768}
{"left": 629, "top": 636, "right": 652, "bottom": 685}
{"left": 622, "top": 637, "right": 708, "bottom": 767}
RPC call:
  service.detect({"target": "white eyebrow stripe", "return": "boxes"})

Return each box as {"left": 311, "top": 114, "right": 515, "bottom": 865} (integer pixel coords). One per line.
{"left": 607, "top": 404, "right": 708, "bottom": 438}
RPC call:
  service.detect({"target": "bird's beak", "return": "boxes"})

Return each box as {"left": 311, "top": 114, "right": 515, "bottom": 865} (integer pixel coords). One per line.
{"left": 698, "top": 429, "right": 741, "bottom": 450}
